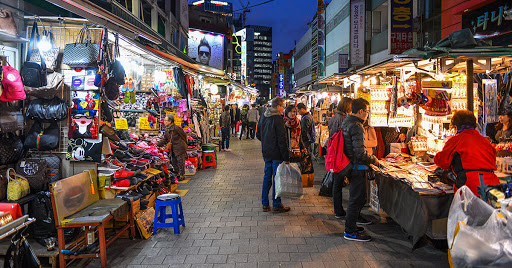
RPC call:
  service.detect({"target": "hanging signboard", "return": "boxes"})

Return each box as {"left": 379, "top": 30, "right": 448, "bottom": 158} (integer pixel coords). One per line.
{"left": 389, "top": 0, "right": 414, "bottom": 54}
{"left": 114, "top": 118, "right": 128, "bottom": 130}
{"left": 350, "top": 0, "right": 365, "bottom": 66}
{"left": 338, "top": 54, "right": 349, "bottom": 73}
{"left": 462, "top": 0, "right": 512, "bottom": 38}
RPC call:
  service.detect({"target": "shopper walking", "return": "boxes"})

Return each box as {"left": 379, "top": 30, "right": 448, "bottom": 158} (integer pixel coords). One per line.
{"left": 239, "top": 104, "right": 250, "bottom": 140}
{"left": 327, "top": 97, "right": 352, "bottom": 218}
{"left": 256, "top": 97, "right": 290, "bottom": 213}
{"left": 297, "top": 103, "right": 315, "bottom": 153}
{"left": 220, "top": 105, "right": 232, "bottom": 152}
{"left": 341, "top": 98, "right": 380, "bottom": 242}
{"left": 231, "top": 104, "right": 241, "bottom": 137}
{"left": 157, "top": 114, "right": 188, "bottom": 181}
{"left": 248, "top": 104, "right": 259, "bottom": 139}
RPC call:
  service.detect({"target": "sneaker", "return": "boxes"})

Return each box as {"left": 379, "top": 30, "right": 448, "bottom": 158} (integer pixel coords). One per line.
{"left": 335, "top": 211, "right": 347, "bottom": 219}
{"left": 356, "top": 217, "right": 372, "bottom": 225}
{"left": 356, "top": 227, "right": 364, "bottom": 232}
{"left": 262, "top": 206, "right": 270, "bottom": 212}
{"left": 272, "top": 205, "right": 290, "bottom": 213}
{"left": 98, "top": 161, "right": 122, "bottom": 172}
{"left": 344, "top": 232, "right": 371, "bottom": 242}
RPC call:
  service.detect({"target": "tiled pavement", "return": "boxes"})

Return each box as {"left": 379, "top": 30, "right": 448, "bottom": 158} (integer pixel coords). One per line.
{"left": 89, "top": 138, "right": 449, "bottom": 268}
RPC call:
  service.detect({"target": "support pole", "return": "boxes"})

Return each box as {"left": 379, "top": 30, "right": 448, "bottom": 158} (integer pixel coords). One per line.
{"left": 131, "top": 0, "right": 140, "bottom": 18}
{"left": 467, "top": 60, "right": 474, "bottom": 112}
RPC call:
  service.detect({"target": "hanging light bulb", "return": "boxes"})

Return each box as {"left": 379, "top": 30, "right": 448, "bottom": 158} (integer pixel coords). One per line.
{"left": 210, "top": 84, "right": 219, "bottom": 94}
{"left": 38, "top": 34, "right": 52, "bottom": 52}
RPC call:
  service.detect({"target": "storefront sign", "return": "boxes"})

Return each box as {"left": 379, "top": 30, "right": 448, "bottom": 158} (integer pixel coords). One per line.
{"left": 279, "top": 74, "right": 284, "bottom": 90}
{"left": 114, "top": 118, "right": 128, "bottom": 130}
{"left": 338, "top": 54, "right": 349, "bottom": 73}
{"left": 462, "top": 0, "right": 512, "bottom": 38}
{"left": 188, "top": 30, "right": 225, "bottom": 70}
{"left": 350, "top": 0, "right": 365, "bottom": 66}
{"left": 389, "top": 0, "right": 414, "bottom": 54}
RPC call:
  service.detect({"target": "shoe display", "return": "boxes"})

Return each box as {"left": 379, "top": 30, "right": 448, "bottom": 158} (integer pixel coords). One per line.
{"left": 113, "top": 169, "right": 135, "bottom": 180}
{"left": 98, "top": 161, "right": 121, "bottom": 172}
{"left": 356, "top": 217, "right": 372, "bottom": 225}
{"left": 344, "top": 232, "right": 371, "bottom": 242}
{"left": 272, "top": 205, "right": 291, "bottom": 213}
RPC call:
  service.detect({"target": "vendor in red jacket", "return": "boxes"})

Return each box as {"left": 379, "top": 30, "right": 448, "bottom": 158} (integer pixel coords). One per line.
{"left": 434, "top": 110, "right": 500, "bottom": 196}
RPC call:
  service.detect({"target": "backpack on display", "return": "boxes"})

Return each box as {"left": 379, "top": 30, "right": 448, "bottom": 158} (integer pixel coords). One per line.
{"left": 0, "top": 64, "right": 26, "bottom": 102}
{"left": 21, "top": 22, "right": 48, "bottom": 88}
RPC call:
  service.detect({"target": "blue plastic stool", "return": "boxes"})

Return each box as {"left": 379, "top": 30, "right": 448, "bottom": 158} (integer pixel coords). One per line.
{"left": 153, "top": 193, "right": 185, "bottom": 235}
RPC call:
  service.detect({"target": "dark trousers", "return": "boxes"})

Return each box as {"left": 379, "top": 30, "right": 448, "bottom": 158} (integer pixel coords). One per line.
{"left": 332, "top": 171, "right": 346, "bottom": 215}
{"left": 240, "top": 122, "right": 249, "bottom": 139}
{"left": 345, "top": 169, "right": 368, "bottom": 234}
{"left": 221, "top": 127, "right": 230, "bottom": 149}
{"left": 248, "top": 122, "right": 257, "bottom": 139}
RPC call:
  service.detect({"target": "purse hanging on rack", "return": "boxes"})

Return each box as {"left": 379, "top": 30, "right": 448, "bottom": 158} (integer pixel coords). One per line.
{"left": 6, "top": 168, "right": 30, "bottom": 201}
{"left": 21, "top": 22, "right": 47, "bottom": 88}
{"left": 0, "top": 133, "right": 24, "bottom": 165}
{"left": 24, "top": 121, "right": 60, "bottom": 151}
{"left": 15, "top": 158, "right": 48, "bottom": 192}
{"left": 29, "top": 28, "right": 60, "bottom": 71}
{"left": 26, "top": 96, "right": 68, "bottom": 121}
{"left": 0, "top": 102, "right": 24, "bottom": 132}
{"left": 62, "top": 25, "right": 100, "bottom": 68}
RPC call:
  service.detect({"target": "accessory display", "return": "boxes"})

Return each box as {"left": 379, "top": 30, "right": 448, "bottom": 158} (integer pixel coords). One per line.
{"left": 0, "top": 133, "right": 24, "bottom": 165}
{"left": 24, "top": 71, "right": 64, "bottom": 99}
{"left": 15, "top": 158, "right": 48, "bottom": 192}
{"left": 62, "top": 25, "right": 99, "bottom": 68}
{"left": 70, "top": 116, "right": 98, "bottom": 139}
{"left": 29, "top": 28, "right": 60, "bottom": 71}
{"left": 66, "top": 137, "right": 103, "bottom": 162}
{"left": 24, "top": 121, "right": 60, "bottom": 151}
{"left": 26, "top": 97, "right": 68, "bottom": 121}
{"left": 110, "top": 33, "right": 125, "bottom": 85}
{"left": 0, "top": 64, "right": 26, "bottom": 102}
{"left": 6, "top": 168, "right": 30, "bottom": 201}
{"left": 21, "top": 22, "right": 47, "bottom": 88}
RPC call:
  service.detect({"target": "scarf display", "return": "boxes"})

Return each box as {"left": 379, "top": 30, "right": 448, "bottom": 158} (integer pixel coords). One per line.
{"left": 284, "top": 116, "right": 301, "bottom": 148}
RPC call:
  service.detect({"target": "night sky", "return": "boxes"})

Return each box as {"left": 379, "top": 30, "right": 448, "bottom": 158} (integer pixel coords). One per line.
{"left": 232, "top": 0, "right": 323, "bottom": 58}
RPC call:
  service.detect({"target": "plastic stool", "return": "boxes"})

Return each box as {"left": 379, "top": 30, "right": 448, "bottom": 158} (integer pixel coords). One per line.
{"left": 202, "top": 150, "right": 217, "bottom": 169}
{"left": 153, "top": 193, "right": 185, "bottom": 235}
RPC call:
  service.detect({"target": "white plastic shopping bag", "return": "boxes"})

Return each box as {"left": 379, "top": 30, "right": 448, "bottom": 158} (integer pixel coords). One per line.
{"left": 274, "top": 162, "right": 303, "bottom": 199}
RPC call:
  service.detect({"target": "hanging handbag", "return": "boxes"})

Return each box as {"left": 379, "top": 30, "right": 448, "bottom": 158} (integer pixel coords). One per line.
{"left": 66, "top": 136, "right": 103, "bottom": 162}
{"left": 16, "top": 158, "right": 48, "bottom": 192}
{"left": 0, "top": 133, "right": 24, "bottom": 165}
{"left": 0, "top": 8, "right": 18, "bottom": 37}
{"left": 0, "top": 64, "right": 26, "bottom": 102}
{"left": 24, "top": 121, "right": 60, "bottom": 151}
{"left": 29, "top": 29, "right": 60, "bottom": 71}
{"left": 39, "top": 154, "right": 61, "bottom": 183}
{"left": 24, "top": 71, "right": 63, "bottom": 99}
{"left": 6, "top": 168, "right": 30, "bottom": 201}
{"left": 110, "top": 33, "right": 125, "bottom": 85}
{"left": 62, "top": 26, "right": 100, "bottom": 68}
{"left": 104, "top": 77, "right": 120, "bottom": 100}
{"left": 21, "top": 22, "right": 47, "bottom": 88}
{"left": 0, "top": 168, "right": 8, "bottom": 200}
{"left": 26, "top": 96, "right": 68, "bottom": 121}
{"left": 0, "top": 104, "right": 24, "bottom": 132}
{"left": 4, "top": 235, "right": 41, "bottom": 268}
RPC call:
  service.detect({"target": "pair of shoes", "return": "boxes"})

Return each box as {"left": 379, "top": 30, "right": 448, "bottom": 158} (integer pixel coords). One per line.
{"left": 335, "top": 210, "right": 347, "bottom": 219}
{"left": 220, "top": 149, "right": 225, "bottom": 152}
{"left": 272, "top": 205, "right": 290, "bottom": 213}
{"left": 262, "top": 206, "right": 270, "bottom": 212}
{"left": 344, "top": 232, "right": 371, "bottom": 242}
{"left": 356, "top": 217, "right": 372, "bottom": 225}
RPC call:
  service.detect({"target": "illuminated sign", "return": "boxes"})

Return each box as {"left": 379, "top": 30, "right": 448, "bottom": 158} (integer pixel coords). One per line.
{"left": 462, "top": 0, "right": 512, "bottom": 38}
{"left": 194, "top": 0, "right": 229, "bottom": 6}
{"left": 279, "top": 74, "right": 284, "bottom": 90}
{"left": 389, "top": 0, "right": 413, "bottom": 54}
{"left": 188, "top": 30, "right": 225, "bottom": 70}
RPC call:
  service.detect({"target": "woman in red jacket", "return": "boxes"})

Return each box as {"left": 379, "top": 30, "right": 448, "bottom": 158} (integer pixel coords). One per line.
{"left": 434, "top": 110, "right": 500, "bottom": 196}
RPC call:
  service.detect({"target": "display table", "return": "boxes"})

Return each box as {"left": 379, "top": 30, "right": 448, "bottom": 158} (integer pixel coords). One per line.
{"left": 375, "top": 172, "right": 453, "bottom": 246}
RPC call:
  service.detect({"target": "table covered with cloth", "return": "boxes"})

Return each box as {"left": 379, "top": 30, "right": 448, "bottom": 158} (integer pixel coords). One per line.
{"left": 375, "top": 172, "right": 453, "bottom": 245}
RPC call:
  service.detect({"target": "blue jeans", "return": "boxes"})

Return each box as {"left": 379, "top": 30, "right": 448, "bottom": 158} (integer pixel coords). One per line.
{"left": 221, "top": 127, "right": 230, "bottom": 149}
{"left": 262, "top": 158, "right": 282, "bottom": 207}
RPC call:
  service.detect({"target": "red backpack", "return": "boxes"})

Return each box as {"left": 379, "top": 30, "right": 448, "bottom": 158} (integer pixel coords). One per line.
{"left": 325, "top": 129, "right": 350, "bottom": 173}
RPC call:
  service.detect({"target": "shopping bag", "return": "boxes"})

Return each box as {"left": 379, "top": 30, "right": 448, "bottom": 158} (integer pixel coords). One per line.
{"left": 299, "top": 154, "right": 314, "bottom": 174}
{"left": 319, "top": 172, "right": 334, "bottom": 197}
{"left": 274, "top": 162, "right": 302, "bottom": 199}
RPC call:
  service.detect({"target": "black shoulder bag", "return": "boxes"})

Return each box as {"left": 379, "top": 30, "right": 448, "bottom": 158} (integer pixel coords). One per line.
{"left": 21, "top": 22, "right": 47, "bottom": 88}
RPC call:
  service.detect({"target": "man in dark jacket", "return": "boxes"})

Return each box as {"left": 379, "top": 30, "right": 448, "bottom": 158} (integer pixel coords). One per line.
{"left": 341, "top": 98, "right": 379, "bottom": 242}
{"left": 256, "top": 97, "right": 290, "bottom": 213}
{"left": 219, "top": 105, "right": 232, "bottom": 151}
{"left": 297, "top": 103, "right": 314, "bottom": 153}
{"left": 157, "top": 114, "right": 188, "bottom": 180}
{"left": 230, "top": 104, "right": 241, "bottom": 137}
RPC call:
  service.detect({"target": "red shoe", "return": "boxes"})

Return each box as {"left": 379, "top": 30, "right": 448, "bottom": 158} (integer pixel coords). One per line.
{"left": 109, "top": 142, "right": 119, "bottom": 149}
{"left": 114, "top": 169, "right": 134, "bottom": 180}
{"left": 111, "top": 159, "right": 126, "bottom": 167}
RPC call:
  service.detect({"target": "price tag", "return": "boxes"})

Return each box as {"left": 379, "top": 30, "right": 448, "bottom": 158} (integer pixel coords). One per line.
{"left": 164, "top": 111, "right": 182, "bottom": 126}
{"left": 115, "top": 118, "right": 128, "bottom": 130}
{"left": 139, "top": 117, "right": 157, "bottom": 130}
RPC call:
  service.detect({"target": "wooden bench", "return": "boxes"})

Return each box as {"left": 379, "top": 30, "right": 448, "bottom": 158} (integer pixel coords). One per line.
{"left": 50, "top": 170, "right": 135, "bottom": 267}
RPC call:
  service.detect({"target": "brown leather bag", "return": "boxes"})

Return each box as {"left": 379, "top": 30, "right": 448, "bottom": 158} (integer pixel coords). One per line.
{"left": 166, "top": 130, "right": 174, "bottom": 152}
{"left": 0, "top": 9, "right": 18, "bottom": 37}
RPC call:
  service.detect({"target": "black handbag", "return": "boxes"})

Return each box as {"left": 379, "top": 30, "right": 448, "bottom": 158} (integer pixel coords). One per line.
{"left": 24, "top": 121, "right": 60, "bottom": 151}
{"left": 4, "top": 235, "right": 41, "bottom": 268}
{"left": 26, "top": 97, "right": 68, "bottom": 121}
{"left": 104, "top": 77, "right": 120, "bottom": 100}
{"left": 0, "top": 133, "right": 24, "bottom": 165}
{"left": 0, "top": 104, "right": 24, "bottom": 132}
{"left": 21, "top": 22, "right": 47, "bottom": 88}
{"left": 110, "top": 33, "right": 125, "bottom": 85}
{"left": 15, "top": 158, "right": 48, "bottom": 192}
{"left": 62, "top": 26, "right": 99, "bottom": 68}
{"left": 39, "top": 154, "right": 61, "bottom": 183}
{"left": 24, "top": 71, "right": 64, "bottom": 99}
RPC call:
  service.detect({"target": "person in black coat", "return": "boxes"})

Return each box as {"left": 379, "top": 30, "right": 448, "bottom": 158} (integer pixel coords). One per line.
{"left": 341, "top": 98, "right": 380, "bottom": 242}
{"left": 256, "top": 97, "right": 290, "bottom": 213}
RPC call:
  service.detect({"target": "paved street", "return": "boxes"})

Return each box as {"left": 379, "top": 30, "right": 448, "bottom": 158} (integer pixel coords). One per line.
{"left": 95, "top": 138, "right": 449, "bottom": 268}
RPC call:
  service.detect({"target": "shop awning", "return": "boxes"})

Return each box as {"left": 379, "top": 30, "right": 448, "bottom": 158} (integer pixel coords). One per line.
{"left": 146, "top": 47, "right": 225, "bottom": 77}
{"left": 316, "top": 73, "right": 353, "bottom": 84}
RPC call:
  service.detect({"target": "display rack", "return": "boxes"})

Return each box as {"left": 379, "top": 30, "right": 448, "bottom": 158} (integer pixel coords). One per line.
{"left": 0, "top": 216, "right": 35, "bottom": 241}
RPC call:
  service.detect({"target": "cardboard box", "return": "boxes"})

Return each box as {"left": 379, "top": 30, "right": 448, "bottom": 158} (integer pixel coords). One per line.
{"left": 302, "top": 173, "right": 314, "bottom": 187}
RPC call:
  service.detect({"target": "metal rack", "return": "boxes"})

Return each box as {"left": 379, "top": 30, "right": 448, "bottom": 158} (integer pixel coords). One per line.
{"left": 0, "top": 216, "right": 36, "bottom": 241}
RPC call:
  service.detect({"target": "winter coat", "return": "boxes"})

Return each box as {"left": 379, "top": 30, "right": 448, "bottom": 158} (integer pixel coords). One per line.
{"left": 341, "top": 115, "right": 378, "bottom": 166}
{"left": 248, "top": 108, "right": 259, "bottom": 123}
{"left": 256, "top": 109, "right": 289, "bottom": 161}
{"left": 219, "top": 111, "right": 231, "bottom": 129}
{"left": 157, "top": 123, "right": 188, "bottom": 156}
{"left": 300, "top": 112, "right": 314, "bottom": 145}
{"left": 241, "top": 108, "right": 249, "bottom": 123}
{"left": 328, "top": 111, "right": 347, "bottom": 138}
{"left": 434, "top": 129, "right": 500, "bottom": 196}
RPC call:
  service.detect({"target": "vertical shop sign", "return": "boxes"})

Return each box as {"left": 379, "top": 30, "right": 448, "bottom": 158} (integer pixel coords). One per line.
{"left": 241, "top": 40, "right": 247, "bottom": 85}
{"left": 483, "top": 79, "right": 498, "bottom": 124}
{"left": 350, "top": 0, "right": 365, "bottom": 66}
{"left": 338, "top": 54, "right": 349, "bottom": 73}
{"left": 389, "top": 0, "right": 414, "bottom": 54}
{"left": 317, "top": 1, "right": 326, "bottom": 79}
